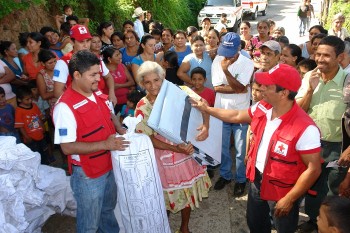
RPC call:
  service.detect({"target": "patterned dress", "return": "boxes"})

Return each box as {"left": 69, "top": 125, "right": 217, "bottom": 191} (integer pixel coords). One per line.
{"left": 39, "top": 69, "right": 57, "bottom": 113}
{"left": 135, "top": 96, "right": 212, "bottom": 213}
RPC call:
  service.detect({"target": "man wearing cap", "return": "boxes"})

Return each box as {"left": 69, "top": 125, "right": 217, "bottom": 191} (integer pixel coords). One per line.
{"left": 132, "top": 7, "right": 146, "bottom": 39}
{"left": 258, "top": 40, "right": 281, "bottom": 72}
{"left": 211, "top": 32, "right": 254, "bottom": 197}
{"left": 296, "top": 36, "right": 348, "bottom": 232}
{"left": 53, "top": 25, "right": 117, "bottom": 105}
{"left": 193, "top": 63, "right": 321, "bottom": 233}
{"left": 53, "top": 50, "right": 129, "bottom": 233}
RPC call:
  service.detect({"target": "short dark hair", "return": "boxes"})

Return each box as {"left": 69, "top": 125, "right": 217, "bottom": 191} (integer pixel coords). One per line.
{"left": 28, "top": 79, "right": 37, "bottom": 89}
{"left": 192, "top": 35, "right": 205, "bottom": 44}
{"left": 190, "top": 67, "right": 206, "bottom": 79}
{"left": 276, "top": 36, "right": 289, "bottom": 45}
{"left": 321, "top": 196, "right": 350, "bottom": 233}
{"left": 60, "top": 22, "right": 71, "bottom": 35}
{"left": 111, "top": 31, "right": 124, "bottom": 40}
{"left": 101, "top": 47, "right": 119, "bottom": 64}
{"left": 0, "top": 86, "right": 5, "bottom": 96}
{"left": 311, "top": 33, "right": 327, "bottom": 44}
{"left": 151, "top": 28, "right": 162, "bottom": 37}
{"left": 275, "top": 85, "right": 297, "bottom": 100}
{"left": 68, "top": 50, "right": 100, "bottom": 78}
{"left": 0, "top": 40, "right": 13, "bottom": 56}
{"left": 63, "top": 4, "right": 72, "bottom": 11}
{"left": 16, "top": 85, "right": 32, "bottom": 100}
{"left": 123, "top": 30, "right": 140, "bottom": 43}
{"left": 38, "top": 49, "right": 56, "bottom": 63}
{"left": 123, "top": 20, "right": 134, "bottom": 28}
{"left": 318, "top": 36, "right": 345, "bottom": 56}
{"left": 40, "top": 26, "right": 55, "bottom": 36}
{"left": 127, "top": 90, "right": 145, "bottom": 106}
{"left": 66, "top": 15, "right": 79, "bottom": 23}
{"left": 297, "top": 59, "right": 317, "bottom": 70}
{"left": 221, "top": 13, "right": 227, "bottom": 18}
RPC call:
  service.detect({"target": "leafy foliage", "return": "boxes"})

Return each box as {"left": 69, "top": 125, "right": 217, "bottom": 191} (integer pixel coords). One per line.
{"left": 0, "top": 0, "right": 43, "bottom": 19}
{"left": 46, "top": 0, "right": 205, "bottom": 32}
{"left": 323, "top": 1, "right": 350, "bottom": 32}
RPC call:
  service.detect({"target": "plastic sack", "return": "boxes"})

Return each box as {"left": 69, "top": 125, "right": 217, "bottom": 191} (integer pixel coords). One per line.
{"left": 111, "top": 116, "right": 171, "bottom": 233}
{"left": 24, "top": 206, "right": 55, "bottom": 233}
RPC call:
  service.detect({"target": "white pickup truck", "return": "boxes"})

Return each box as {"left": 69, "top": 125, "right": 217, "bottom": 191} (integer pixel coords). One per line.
{"left": 242, "top": 0, "right": 268, "bottom": 20}
{"left": 197, "top": 0, "right": 243, "bottom": 32}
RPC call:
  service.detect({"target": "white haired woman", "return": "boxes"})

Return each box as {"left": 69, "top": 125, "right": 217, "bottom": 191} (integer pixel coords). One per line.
{"left": 135, "top": 61, "right": 211, "bottom": 233}
{"left": 328, "top": 13, "right": 349, "bottom": 40}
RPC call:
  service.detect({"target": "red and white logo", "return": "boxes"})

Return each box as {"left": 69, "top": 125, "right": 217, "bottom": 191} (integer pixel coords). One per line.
{"left": 78, "top": 26, "right": 88, "bottom": 34}
{"left": 274, "top": 141, "right": 288, "bottom": 157}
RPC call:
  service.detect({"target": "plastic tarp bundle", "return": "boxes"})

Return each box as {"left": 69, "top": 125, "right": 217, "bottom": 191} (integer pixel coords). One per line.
{"left": 0, "top": 136, "right": 76, "bottom": 232}
{"left": 111, "top": 117, "right": 171, "bottom": 233}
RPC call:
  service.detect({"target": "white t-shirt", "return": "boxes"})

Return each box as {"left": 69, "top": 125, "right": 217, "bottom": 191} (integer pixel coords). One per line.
{"left": 134, "top": 19, "right": 145, "bottom": 39}
{"left": 212, "top": 54, "right": 254, "bottom": 110}
{"left": 53, "top": 59, "right": 110, "bottom": 84}
{"left": 250, "top": 103, "right": 321, "bottom": 173}
{"left": 0, "top": 60, "right": 16, "bottom": 100}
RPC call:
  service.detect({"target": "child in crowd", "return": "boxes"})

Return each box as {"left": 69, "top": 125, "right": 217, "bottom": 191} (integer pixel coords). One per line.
{"left": 120, "top": 90, "right": 145, "bottom": 120}
{"left": 190, "top": 67, "right": 215, "bottom": 107}
{"left": 55, "top": 4, "right": 89, "bottom": 29}
{"left": 297, "top": 58, "right": 317, "bottom": 78}
{"left": 0, "top": 86, "right": 21, "bottom": 143}
{"left": 251, "top": 80, "right": 263, "bottom": 105}
{"left": 15, "top": 85, "right": 49, "bottom": 164}
{"left": 28, "top": 80, "right": 55, "bottom": 163}
{"left": 50, "top": 23, "right": 73, "bottom": 55}
{"left": 317, "top": 196, "right": 350, "bottom": 233}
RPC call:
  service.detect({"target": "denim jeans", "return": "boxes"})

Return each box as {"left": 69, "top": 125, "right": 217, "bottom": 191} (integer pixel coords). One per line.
{"left": 220, "top": 122, "right": 248, "bottom": 183}
{"left": 299, "top": 17, "right": 308, "bottom": 34}
{"left": 247, "top": 169, "right": 301, "bottom": 233}
{"left": 71, "top": 166, "right": 119, "bottom": 233}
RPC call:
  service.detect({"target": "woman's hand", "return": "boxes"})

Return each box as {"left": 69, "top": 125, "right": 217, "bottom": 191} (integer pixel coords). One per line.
{"left": 196, "top": 124, "right": 208, "bottom": 141}
{"left": 176, "top": 143, "right": 194, "bottom": 155}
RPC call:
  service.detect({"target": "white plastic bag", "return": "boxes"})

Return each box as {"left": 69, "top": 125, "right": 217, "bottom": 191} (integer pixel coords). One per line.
{"left": 111, "top": 116, "right": 171, "bottom": 233}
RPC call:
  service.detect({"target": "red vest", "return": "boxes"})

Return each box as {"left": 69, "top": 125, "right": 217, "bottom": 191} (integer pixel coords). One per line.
{"left": 246, "top": 100, "right": 320, "bottom": 201}
{"left": 61, "top": 52, "right": 106, "bottom": 91}
{"left": 58, "top": 87, "right": 116, "bottom": 178}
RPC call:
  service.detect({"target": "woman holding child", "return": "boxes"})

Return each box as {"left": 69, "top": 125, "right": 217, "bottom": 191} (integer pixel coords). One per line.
{"left": 135, "top": 61, "right": 211, "bottom": 233}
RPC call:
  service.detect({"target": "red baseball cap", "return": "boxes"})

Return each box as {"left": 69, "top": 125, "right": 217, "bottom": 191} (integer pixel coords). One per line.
{"left": 255, "top": 64, "right": 302, "bottom": 92}
{"left": 70, "top": 25, "right": 92, "bottom": 41}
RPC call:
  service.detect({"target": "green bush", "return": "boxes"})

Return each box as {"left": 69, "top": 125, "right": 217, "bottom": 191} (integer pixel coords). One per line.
{"left": 0, "top": 0, "right": 43, "bottom": 19}
{"left": 325, "top": 1, "right": 350, "bottom": 32}
{"left": 47, "top": 0, "right": 205, "bottom": 32}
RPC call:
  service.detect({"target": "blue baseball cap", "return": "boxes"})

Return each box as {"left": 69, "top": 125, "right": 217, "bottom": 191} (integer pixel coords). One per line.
{"left": 217, "top": 32, "right": 241, "bottom": 58}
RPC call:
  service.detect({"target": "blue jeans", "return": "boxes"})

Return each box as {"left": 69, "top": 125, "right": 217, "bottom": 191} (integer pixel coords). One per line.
{"left": 71, "top": 166, "right": 119, "bottom": 233}
{"left": 299, "top": 17, "right": 308, "bottom": 34}
{"left": 220, "top": 122, "right": 248, "bottom": 183}
{"left": 247, "top": 169, "right": 301, "bottom": 233}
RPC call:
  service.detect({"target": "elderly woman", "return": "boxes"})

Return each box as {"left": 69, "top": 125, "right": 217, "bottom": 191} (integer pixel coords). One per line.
{"left": 135, "top": 61, "right": 211, "bottom": 233}
{"left": 328, "top": 13, "right": 349, "bottom": 40}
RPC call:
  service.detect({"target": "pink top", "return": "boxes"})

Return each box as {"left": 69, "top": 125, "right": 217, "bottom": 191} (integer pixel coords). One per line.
{"left": 111, "top": 63, "right": 129, "bottom": 105}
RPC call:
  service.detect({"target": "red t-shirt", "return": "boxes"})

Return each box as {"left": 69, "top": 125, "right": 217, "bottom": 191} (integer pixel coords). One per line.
{"left": 195, "top": 87, "right": 215, "bottom": 107}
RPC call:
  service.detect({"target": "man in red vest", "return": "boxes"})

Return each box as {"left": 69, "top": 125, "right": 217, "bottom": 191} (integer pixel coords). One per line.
{"left": 53, "top": 50, "right": 129, "bottom": 233}
{"left": 192, "top": 64, "right": 322, "bottom": 233}
{"left": 53, "top": 24, "right": 117, "bottom": 105}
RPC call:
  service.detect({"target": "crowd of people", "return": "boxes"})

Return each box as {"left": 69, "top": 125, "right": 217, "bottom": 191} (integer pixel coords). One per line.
{"left": 1, "top": 2, "right": 350, "bottom": 233}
